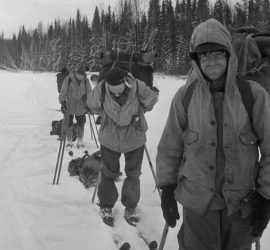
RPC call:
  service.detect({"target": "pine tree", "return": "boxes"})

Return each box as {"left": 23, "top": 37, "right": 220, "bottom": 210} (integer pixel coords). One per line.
{"left": 213, "top": 0, "right": 225, "bottom": 24}
{"left": 196, "top": 0, "right": 210, "bottom": 24}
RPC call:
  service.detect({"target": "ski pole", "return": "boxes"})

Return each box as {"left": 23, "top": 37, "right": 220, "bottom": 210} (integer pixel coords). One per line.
{"left": 53, "top": 117, "right": 66, "bottom": 184}
{"left": 87, "top": 113, "right": 99, "bottom": 148}
{"left": 91, "top": 114, "right": 99, "bottom": 135}
{"left": 144, "top": 145, "right": 161, "bottom": 196}
{"left": 53, "top": 90, "right": 72, "bottom": 184}
{"left": 92, "top": 170, "right": 102, "bottom": 203}
{"left": 56, "top": 98, "right": 72, "bottom": 184}
{"left": 144, "top": 145, "right": 169, "bottom": 250}
{"left": 255, "top": 239, "right": 260, "bottom": 250}
{"left": 89, "top": 117, "right": 94, "bottom": 140}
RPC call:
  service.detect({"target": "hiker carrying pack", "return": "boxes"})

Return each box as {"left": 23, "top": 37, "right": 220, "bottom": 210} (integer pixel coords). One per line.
{"left": 58, "top": 65, "right": 91, "bottom": 148}
{"left": 156, "top": 18, "right": 270, "bottom": 250}
{"left": 56, "top": 66, "right": 69, "bottom": 93}
{"left": 184, "top": 25, "right": 270, "bottom": 125}
{"left": 87, "top": 67, "right": 159, "bottom": 226}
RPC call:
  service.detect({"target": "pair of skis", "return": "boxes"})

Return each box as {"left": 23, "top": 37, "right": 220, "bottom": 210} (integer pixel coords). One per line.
{"left": 108, "top": 218, "right": 158, "bottom": 250}
{"left": 114, "top": 231, "right": 158, "bottom": 250}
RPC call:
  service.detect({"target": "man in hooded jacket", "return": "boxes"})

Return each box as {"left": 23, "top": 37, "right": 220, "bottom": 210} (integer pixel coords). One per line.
{"left": 156, "top": 18, "right": 270, "bottom": 250}
{"left": 59, "top": 65, "right": 91, "bottom": 148}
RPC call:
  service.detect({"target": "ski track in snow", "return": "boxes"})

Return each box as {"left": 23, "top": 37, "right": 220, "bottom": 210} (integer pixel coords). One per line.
{"left": 0, "top": 70, "right": 267, "bottom": 250}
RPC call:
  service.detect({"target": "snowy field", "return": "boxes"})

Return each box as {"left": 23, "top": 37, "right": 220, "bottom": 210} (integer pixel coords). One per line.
{"left": 0, "top": 70, "right": 269, "bottom": 250}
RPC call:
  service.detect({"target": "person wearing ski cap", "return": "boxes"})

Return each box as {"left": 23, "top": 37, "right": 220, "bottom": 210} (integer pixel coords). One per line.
{"left": 156, "top": 18, "right": 270, "bottom": 250}
{"left": 59, "top": 64, "right": 91, "bottom": 148}
{"left": 87, "top": 67, "right": 158, "bottom": 226}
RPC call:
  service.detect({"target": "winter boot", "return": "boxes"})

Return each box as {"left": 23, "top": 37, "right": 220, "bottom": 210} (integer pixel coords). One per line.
{"left": 77, "top": 138, "right": 84, "bottom": 148}
{"left": 124, "top": 207, "right": 139, "bottom": 226}
{"left": 100, "top": 207, "right": 114, "bottom": 227}
{"left": 66, "top": 127, "right": 73, "bottom": 148}
{"left": 66, "top": 138, "right": 73, "bottom": 148}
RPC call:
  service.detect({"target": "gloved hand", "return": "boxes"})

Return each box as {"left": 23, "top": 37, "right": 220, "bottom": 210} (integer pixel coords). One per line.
{"left": 251, "top": 192, "right": 270, "bottom": 237}
{"left": 61, "top": 101, "right": 67, "bottom": 114}
{"left": 160, "top": 184, "right": 180, "bottom": 227}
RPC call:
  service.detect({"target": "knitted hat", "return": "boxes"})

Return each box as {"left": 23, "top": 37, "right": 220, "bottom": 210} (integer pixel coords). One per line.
{"left": 190, "top": 42, "right": 228, "bottom": 59}
{"left": 77, "top": 65, "right": 86, "bottom": 76}
{"left": 105, "top": 68, "right": 127, "bottom": 86}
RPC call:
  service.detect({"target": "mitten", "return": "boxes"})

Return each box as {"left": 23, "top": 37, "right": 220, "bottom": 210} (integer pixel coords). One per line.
{"left": 251, "top": 192, "right": 270, "bottom": 237}
{"left": 160, "top": 184, "right": 180, "bottom": 227}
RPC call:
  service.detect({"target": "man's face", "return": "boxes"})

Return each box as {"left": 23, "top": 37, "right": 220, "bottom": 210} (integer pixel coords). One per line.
{"left": 199, "top": 51, "right": 227, "bottom": 80}
{"left": 108, "top": 83, "right": 125, "bottom": 97}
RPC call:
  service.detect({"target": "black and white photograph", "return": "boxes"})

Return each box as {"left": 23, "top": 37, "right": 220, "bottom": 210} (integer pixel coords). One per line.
{"left": 0, "top": 0, "right": 270, "bottom": 249}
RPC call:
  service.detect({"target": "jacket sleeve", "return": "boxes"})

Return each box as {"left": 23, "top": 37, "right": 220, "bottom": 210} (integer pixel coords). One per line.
{"left": 58, "top": 76, "right": 69, "bottom": 104}
{"left": 250, "top": 81, "right": 270, "bottom": 199}
{"left": 136, "top": 79, "right": 158, "bottom": 112}
{"left": 155, "top": 87, "right": 188, "bottom": 187}
{"left": 87, "top": 81, "right": 103, "bottom": 115}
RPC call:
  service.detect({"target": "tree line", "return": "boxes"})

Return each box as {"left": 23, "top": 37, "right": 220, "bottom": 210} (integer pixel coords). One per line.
{"left": 0, "top": 0, "right": 269, "bottom": 75}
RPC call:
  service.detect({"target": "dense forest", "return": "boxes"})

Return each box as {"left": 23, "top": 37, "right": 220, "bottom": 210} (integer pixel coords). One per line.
{"left": 0, "top": 0, "right": 270, "bottom": 75}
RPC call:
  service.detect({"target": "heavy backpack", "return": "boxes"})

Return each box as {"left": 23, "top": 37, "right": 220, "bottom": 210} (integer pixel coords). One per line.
{"left": 98, "top": 29, "right": 157, "bottom": 87}
{"left": 183, "top": 26, "right": 270, "bottom": 123}
{"left": 67, "top": 151, "right": 101, "bottom": 187}
{"left": 50, "top": 119, "right": 78, "bottom": 141}
{"left": 231, "top": 27, "right": 270, "bottom": 119}
{"left": 99, "top": 49, "right": 156, "bottom": 88}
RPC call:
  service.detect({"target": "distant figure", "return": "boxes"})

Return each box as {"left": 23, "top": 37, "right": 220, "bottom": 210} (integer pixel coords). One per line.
{"left": 58, "top": 65, "right": 92, "bottom": 148}
{"left": 56, "top": 66, "right": 69, "bottom": 93}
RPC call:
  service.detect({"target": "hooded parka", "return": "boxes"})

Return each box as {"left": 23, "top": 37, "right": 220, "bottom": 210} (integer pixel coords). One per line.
{"left": 59, "top": 72, "right": 91, "bottom": 116}
{"left": 87, "top": 74, "right": 158, "bottom": 153}
{"left": 156, "top": 18, "right": 270, "bottom": 216}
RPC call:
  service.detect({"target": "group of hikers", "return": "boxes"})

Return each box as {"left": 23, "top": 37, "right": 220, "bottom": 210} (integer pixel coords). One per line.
{"left": 56, "top": 18, "right": 270, "bottom": 250}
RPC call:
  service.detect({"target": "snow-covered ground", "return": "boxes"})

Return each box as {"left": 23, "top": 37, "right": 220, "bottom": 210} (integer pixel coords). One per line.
{"left": 0, "top": 70, "right": 268, "bottom": 250}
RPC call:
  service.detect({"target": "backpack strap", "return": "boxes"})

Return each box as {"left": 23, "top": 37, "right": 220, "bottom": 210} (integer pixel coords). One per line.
{"left": 67, "top": 76, "right": 71, "bottom": 88}
{"left": 182, "top": 78, "right": 255, "bottom": 117}
{"left": 182, "top": 79, "right": 198, "bottom": 113}
{"left": 100, "top": 80, "right": 106, "bottom": 106}
{"left": 236, "top": 78, "right": 255, "bottom": 123}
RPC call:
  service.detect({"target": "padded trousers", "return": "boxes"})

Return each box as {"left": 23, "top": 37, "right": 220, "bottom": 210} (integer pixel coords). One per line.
{"left": 178, "top": 207, "right": 257, "bottom": 250}
{"left": 97, "top": 145, "right": 144, "bottom": 209}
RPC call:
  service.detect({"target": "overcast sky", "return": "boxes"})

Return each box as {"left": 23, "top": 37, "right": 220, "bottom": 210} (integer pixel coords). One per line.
{"left": 0, "top": 0, "right": 115, "bottom": 39}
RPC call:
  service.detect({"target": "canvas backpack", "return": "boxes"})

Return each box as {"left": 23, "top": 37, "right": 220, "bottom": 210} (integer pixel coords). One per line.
{"left": 50, "top": 119, "right": 78, "bottom": 141}
{"left": 99, "top": 49, "right": 156, "bottom": 88}
{"left": 183, "top": 27, "right": 270, "bottom": 124}
{"left": 98, "top": 29, "right": 157, "bottom": 88}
